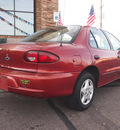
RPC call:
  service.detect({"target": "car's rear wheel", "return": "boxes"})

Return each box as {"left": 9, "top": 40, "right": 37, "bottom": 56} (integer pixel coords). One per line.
{"left": 69, "top": 72, "right": 95, "bottom": 111}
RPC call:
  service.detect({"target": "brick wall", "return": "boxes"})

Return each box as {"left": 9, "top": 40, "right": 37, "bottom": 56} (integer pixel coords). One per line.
{"left": 0, "top": 0, "right": 58, "bottom": 42}
{"left": 36, "top": 0, "right": 58, "bottom": 31}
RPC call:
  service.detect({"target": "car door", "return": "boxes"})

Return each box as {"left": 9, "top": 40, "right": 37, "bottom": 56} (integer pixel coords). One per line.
{"left": 103, "top": 31, "right": 120, "bottom": 76}
{"left": 88, "top": 28, "right": 118, "bottom": 87}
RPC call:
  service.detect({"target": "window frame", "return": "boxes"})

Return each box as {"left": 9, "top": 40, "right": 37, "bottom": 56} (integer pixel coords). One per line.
{"left": 0, "top": 0, "right": 35, "bottom": 36}
{"left": 89, "top": 28, "right": 112, "bottom": 50}
{"left": 102, "top": 30, "right": 120, "bottom": 51}
{"left": 89, "top": 31, "right": 98, "bottom": 49}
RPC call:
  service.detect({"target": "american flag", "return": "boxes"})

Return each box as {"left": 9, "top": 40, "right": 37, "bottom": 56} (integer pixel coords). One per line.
{"left": 58, "top": 11, "right": 63, "bottom": 26}
{"left": 87, "top": 5, "right": 96, "bottom": 26}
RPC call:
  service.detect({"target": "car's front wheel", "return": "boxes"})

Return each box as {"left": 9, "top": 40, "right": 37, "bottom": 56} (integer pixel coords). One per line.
{"left": 69, "top": 72, "right": 95, "bottom": 111}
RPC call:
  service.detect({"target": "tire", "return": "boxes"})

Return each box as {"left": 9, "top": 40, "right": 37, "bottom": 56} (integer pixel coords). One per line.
{"left": 68, "top": 72, "right": 95, "bottom": 111}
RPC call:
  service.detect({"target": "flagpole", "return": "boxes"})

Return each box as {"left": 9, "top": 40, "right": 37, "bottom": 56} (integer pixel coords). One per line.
{"left": 100, "top": 0, "right": 102, "bottom": 28}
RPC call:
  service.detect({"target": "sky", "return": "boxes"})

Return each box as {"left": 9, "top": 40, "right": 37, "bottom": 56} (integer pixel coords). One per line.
{"left": 59, "top": 0, "right": 120, "bottom": 39}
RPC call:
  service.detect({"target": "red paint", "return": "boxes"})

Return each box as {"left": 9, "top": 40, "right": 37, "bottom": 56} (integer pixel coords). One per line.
{"left": 0, "top": 26, "right": 119, "bottom": 98}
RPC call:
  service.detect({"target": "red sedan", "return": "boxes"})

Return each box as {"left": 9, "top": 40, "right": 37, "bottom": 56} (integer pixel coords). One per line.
{"left": 0, "top": 25, "right": 120, "bottom": 111}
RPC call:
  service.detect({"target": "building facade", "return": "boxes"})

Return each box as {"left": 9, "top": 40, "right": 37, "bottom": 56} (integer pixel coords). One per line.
{"left": 0, "top": 0, "right": 58, "bottom": 42}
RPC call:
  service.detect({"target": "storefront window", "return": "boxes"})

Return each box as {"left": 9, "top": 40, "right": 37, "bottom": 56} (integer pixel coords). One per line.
{"left": 0, "top": 0, "right": 14, "bottom": 10}
{"left": 0, "top": 0, "right": 34, "bottom": 36}
{"left": 15, "top": 0, "right": 34, "bottom": 12}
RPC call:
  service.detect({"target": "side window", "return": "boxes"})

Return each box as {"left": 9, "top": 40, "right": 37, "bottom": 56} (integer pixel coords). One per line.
{"left": 91, "top": 28, "right": 110, "bottom": 50}
{"left": 89, "top": 32, "right": 97, "bottom": 48}
{"left": 104, "top": 31, "right": 120, "bottom": 51}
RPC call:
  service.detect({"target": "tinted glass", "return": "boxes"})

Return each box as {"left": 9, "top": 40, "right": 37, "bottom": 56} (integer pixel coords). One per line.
{"left": 22, "top": 26, "right": 81, "bottom": 43}
{"left": 89, "top": 32, "right": 97, "bottom": 48}
{"left": 104, "top": 31, "right": 120, "bottom": 50}
{"left": 91, "top": 28, "right": 110, "bottom": 50}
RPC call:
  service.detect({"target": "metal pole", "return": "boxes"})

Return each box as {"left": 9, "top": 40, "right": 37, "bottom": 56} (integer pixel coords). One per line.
{"left": 100, "top": 0, "right": 102, "bottom": 28}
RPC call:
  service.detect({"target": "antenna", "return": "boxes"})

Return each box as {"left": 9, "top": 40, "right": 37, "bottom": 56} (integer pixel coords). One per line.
{"left": 58, "top": 11, "right": 63, "bottom": 47}
{"left": 60, "top": 27, "right": 63, "bottom": 47}
{"left": 100, "top": 0, "right": 102, "bottom": 28}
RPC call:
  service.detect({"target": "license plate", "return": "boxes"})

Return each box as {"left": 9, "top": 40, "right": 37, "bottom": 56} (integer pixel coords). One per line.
{"left": 0, "top": 76, "right": 8, "bottom": 91}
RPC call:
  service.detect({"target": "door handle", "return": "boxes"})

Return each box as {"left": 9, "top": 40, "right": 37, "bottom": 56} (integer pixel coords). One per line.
{"left": 94, "top": 55, "right": 100, "bottom": 60}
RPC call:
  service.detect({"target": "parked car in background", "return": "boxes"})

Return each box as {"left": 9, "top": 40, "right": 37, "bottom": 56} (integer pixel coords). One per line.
{"left": 0, "top": 25, "right": 120, "bottom": 111}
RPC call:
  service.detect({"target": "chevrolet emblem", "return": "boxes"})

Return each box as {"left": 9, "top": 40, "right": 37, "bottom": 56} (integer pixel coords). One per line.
{"left": 5, "top": 54, "right": 10, "bottom": 61}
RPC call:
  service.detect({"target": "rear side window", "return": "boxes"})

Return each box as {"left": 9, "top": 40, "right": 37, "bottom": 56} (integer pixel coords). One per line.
{"left": 90, "top": 28, "right": 110, "bottom": 50}
{"left": 89, "top": 32, "right": 97, "bottom": 48}
{"left": 104, "top": 31, "right": 120, "bottom": 51}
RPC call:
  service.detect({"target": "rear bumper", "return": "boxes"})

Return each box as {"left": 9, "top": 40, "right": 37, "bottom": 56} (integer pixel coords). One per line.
{"left": 0, "top": 67, "right": 80, "bottom": 98}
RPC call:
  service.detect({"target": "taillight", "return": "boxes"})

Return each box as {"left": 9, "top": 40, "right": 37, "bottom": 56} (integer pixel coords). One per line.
{"left": 24, "top": 51, "right": 59, "bottom": 63}
{"left": 39, "top": 51, "right": 59, "bottom": 63}
{"left": 24, "top": 51, "right": 38, "bottom": 63}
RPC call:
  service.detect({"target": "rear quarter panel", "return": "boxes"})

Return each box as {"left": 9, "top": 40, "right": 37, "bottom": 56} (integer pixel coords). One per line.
{"left": 37, "top": 26, "right": 93, "bottom": 74}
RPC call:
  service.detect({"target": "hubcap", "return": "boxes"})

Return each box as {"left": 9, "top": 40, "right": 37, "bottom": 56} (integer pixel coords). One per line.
{"left": 80, "top": 79, "right": 94, "bottom": 105}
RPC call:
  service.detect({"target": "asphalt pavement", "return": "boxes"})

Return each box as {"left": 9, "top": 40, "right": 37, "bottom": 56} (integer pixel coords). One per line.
{"left": 0, "top": 80, "right": 120, "bottom": 130}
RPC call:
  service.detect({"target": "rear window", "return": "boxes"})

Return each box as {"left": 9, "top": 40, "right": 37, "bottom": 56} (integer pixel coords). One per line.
{"left": 22, "top": 25, "right": 81, "bottom": 43}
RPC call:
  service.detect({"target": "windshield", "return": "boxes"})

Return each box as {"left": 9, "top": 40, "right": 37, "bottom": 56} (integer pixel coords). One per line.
{"left": 22, "top": 25, "right": 81, "bottom": 43}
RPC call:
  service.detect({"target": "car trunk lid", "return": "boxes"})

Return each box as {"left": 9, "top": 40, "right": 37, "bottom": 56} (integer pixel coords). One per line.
{"left": 0, "top": 43, "right": 42, "bottom": 73}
